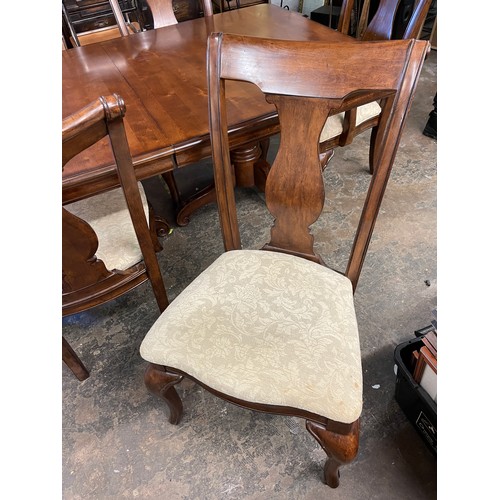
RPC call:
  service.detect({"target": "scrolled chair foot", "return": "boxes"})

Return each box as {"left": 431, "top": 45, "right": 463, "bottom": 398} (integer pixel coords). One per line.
{"left": 144, "top": 363, "right": 184, "bottom": 424}
{"left": 306, "top": 418, "right": 360, "bottom": 488}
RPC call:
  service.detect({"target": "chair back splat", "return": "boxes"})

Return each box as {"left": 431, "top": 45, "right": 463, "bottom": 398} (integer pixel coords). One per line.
{"left": 146, "top": 0, "right": 213, "bottom": 28}
{"left": 140, "top": 34, "right": 429, "bottom": 489}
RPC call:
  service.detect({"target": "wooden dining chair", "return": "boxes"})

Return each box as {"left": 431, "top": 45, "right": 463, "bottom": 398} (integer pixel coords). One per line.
{"left": 63, "top": 0, "right": 140, "bottom": 48}
{"left": 139, "top": 33, "right": 429, "bottom": 487}
{"left": 63, "top": 94, "right": 169, "bottom": 381}
{"left": 319, "top": 0, "right": 433, "bottom": 173}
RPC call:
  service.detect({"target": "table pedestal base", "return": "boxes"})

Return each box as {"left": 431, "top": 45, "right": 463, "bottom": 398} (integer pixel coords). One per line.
{"left": 168, "top": 139, "right": 271, "bottom": 226}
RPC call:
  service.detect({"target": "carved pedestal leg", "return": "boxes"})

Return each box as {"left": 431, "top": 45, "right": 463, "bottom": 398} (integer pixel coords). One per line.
{"left": 175, "top": 183, "right": 218, "bottom": 226}
{"left": 144, "top": 363, "right": 184, "bottom": 424}
{"left": 231, "top": 142, "right": 262, "bottom": 188}
{"left": 161, "top": 171, "right": 181, "bottom": 207}
{"left": 147, "top": 204, "right": 171, "bottom": 244}
{"left": 306, "top": 419, "right": 360, "bottom": 488}
{"left": 153, "top": 215, "right": 172, "bottom": 238}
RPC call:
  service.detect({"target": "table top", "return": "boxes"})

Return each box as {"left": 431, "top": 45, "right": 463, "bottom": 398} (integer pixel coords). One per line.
{"left": 62, "top": 5, "right": 350, "bottom": 203}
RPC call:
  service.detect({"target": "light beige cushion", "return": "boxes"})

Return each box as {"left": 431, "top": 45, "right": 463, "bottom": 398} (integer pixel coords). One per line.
{"left": 140, "top": 250, "right": 363, "bottom": 424}
{"left": 320, "top": 101, "right": 382, "bottom": 143}
{"left": 65, "top": 183, "right": 149, "bottom": 271}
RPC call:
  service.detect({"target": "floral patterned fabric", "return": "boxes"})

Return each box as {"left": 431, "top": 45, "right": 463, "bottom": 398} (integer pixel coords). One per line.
{"left": 320, "top": 101, "right": 382, "bottom": 143}
{"left": 140, "top": 250, "right": 363, "bottom": 424}
{"left": 65, "top": 183, "right": 149, "bottom": 271}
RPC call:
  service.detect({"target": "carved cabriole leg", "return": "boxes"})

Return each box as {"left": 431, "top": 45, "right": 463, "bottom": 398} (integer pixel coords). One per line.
{"left": 144, "top": 363, "right": 184, "bottom": 424}
{"left": 306, "top": 419, "right": 360, "bottom": 488}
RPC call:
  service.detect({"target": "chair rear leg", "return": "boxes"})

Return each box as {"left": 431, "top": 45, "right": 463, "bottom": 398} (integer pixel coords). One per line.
{"left": 306, "top": 419, "right": 360, "bottom": 488}
{"left": 62, "top": 337, "right": 89, "bottom": 381}
{"left": 144, "top": 363, "right": 184, "bottom": 424}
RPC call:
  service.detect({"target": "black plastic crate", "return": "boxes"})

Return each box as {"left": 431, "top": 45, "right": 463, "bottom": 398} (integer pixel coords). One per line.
{"left": 394, "top": 337, "right": 437, "bottom": 455}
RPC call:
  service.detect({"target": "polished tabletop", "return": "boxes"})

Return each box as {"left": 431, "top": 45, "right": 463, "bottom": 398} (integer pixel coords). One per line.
{"left": 62, "top": 5, "right": 350, "bottom": 203}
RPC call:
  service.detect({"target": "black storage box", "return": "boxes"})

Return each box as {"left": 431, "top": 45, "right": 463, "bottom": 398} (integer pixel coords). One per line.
{"left": 394, "top": 337, "right": 437, "bottom": 455}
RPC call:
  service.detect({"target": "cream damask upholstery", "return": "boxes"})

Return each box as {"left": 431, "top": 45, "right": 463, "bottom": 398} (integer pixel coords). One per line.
{"left": 140, "top": 249, "right": 363, "bottom": 424}
{"left": 320, "top": 101, "right": 381, "bottom": 143}
{"left": 65, "top": 183, "right": 149, "bottom": 271}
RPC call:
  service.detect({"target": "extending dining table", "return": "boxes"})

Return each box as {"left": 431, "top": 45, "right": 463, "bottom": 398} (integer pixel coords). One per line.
{"left": 62, "top": 4, "right": 352, "bottom": 225}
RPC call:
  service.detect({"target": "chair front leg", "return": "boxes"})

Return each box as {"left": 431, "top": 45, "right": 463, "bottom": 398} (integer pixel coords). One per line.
{"left": 306, "top": 419, "right": 360, "bottom": 488}
{"left": 144, "top": 363, "right": 184, "bottom": 424}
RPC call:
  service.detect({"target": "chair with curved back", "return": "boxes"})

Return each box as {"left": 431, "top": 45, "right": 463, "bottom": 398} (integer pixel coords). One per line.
{"left": 63, "top": 94, "right": 169, "bottom": 381}
{"left": 139, "top": 33, "right": 429, "bottom": 487}
{"left": 319, "top": 0, "right": 433, "bottom": 173}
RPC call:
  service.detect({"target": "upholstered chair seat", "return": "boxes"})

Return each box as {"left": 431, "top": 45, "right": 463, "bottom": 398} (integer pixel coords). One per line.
{"left": 65, "top": 183, "right": 149, "bottom": 271}
{"left": 320, "top": 101, "right": 381, "bottom": 143}
{"left": 140, "top": 249, "right": 363, "bottom": 424}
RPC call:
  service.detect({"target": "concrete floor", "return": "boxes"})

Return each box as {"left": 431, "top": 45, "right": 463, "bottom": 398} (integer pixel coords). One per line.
{"left": 62, "top": 50, "right": 437, "bottom": 499}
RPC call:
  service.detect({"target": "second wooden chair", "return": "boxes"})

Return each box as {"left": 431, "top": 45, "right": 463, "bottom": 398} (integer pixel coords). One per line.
{"left": 319, "top": 0, "right": 433, "bottom": 173}
{"left": 63, "top": 94, "right": 169, "bottom": 380}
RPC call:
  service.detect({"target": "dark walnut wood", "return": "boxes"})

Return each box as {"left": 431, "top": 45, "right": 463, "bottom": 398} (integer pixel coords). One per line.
{"left": 62, "top": 94, "right": 169, "bottom": 379}
{"left": 144, "top": 33, "right": 429, "bottom": 488}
